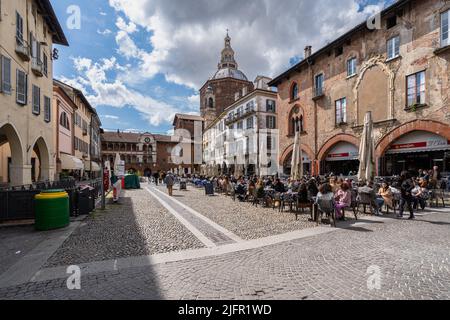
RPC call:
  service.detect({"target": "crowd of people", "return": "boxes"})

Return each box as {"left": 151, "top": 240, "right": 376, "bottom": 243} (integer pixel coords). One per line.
{"left": 182, "top": 165, "right": 447, "bottom": 221}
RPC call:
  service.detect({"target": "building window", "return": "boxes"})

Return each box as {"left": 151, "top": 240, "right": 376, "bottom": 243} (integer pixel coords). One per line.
{"left": 237, "top": 121, "right": 243, "bottom": 130}
{"left": 407, "top": 71, "right": 426, "bottom": 107}
{"left": 43, "top": 53, "right": 48, "bottom": 76}
{"left": 16, "top": 11, "right": 24, "bottom": 43}
{"left": 335, "top": 46, "right": 343, "bottom": 57}
{"left": 314, "top": 74, "right": 324, "bottom": 97}
{"left": 442, "top": 9, "right": 449, "bottom": 47}
{"left": 208, "top": 97, "right": 214, "bottom": 108}
{"left": 266, "top": 99, "right": 276, "bottom": 113}
{"left": 386, "top": 15, "right": 397, "bottom": 29}
{"left": 347, "top": 57, "right": 357, "bottom": 77}
{"left": 267, "top": 135, "right": 273, "bottom": 151}
{"left": 32, "top": 85, "right": 40, "bottom": 115}
{"left": 335, "top": 98, "right": 347, "bottom": 125}
{"left": 387, "top": 36, "right": 400, "bottom": 60}
{"left": 1, "top": 56, "right": 11, "bottom": 94}
{"left": 291, "top": 82, "right": 298, "bottom": 101}
{"left": 246, "top": 117, "right": 254, "bottom": 129}
{"left": 60, "top": 112, "right": 70, "bottom": 130}
{"left": 16, "top": 69, "right": 27, "bottom": 104}
{"left": 44, "top": 96, "right": 51, "bottom": 122}
{"left": 266, "top": 115, "right": 276, "bottom": 129}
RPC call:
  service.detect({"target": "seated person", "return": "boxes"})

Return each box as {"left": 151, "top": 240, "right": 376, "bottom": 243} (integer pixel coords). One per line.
{"left": 273, "top": 179, "right": 286, "bottom": 193}
{"left": 378, "top": 182, "right": 394, "bottom": 210}
{"left": 307, "top": 179, "right": 319, "bottom": 198}
{"left": 316, "top": 183, "right": 334, "bottom": 203}
{"left": 335, "top": 182, "right": 352, "bottom": 220}
{"left": 235, "top": 179, "right": 247, "bottom": 201}
{"left": 297, "top": 183, "right": 309, "bottom": 203}
{"left": 412, "top": 180, "right": 427, "bottom": 210}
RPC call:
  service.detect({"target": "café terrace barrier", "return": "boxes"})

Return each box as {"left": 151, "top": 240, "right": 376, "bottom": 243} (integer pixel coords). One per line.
{"left": 0, "top": 178, "right": 103, "bottom": 222}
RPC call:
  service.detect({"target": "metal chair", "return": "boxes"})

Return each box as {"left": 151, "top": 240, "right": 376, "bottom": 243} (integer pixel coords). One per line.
{"left": 342, "top": 189, "right": 359, "bottom": 220}
{"left": 317, "top": 198, "right": 336, "bottom": 227}
{"left": 356, "top": 191, "right": 376, "bottom": 215}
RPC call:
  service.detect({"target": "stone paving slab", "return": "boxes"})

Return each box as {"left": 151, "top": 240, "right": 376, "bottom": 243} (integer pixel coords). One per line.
{"left": 43, "top": 189, "right": 204, "bottom": 267}
{"left": 1, "top": 210, "right": 448, "bottom": 300}
{"left": 153, "top": 184, "right": 318, "bottom": 240}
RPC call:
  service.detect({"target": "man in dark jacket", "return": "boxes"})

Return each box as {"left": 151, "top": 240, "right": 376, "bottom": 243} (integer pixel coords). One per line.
{"left": 398, "top": 171, "right": 415, "bottom": 220}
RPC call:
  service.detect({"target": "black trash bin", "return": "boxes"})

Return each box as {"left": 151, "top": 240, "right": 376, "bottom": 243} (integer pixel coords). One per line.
{"left": 77, "top": 187, "right": 91, "bottom": 215}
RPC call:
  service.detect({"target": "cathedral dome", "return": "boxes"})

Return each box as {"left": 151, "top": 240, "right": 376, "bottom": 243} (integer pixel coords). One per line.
{"left": 210, "top": 31, "right": 248, "bottom": 81}
{"left": 212, "top": 67, "right": 248, "bottom": 81}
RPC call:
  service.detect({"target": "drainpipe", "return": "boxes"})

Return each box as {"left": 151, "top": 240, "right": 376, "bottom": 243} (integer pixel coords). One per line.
{"left": 306, "top": 56, "right": 318, "bottom": 176}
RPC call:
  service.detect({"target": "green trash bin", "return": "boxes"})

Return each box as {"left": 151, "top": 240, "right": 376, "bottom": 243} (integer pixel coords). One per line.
{"left": 34, "top": 189, "right": 70, "bottom": 231}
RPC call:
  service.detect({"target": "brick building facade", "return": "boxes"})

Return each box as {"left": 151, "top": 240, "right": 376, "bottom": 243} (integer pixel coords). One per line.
{"left": 270, "top": 0, "right": 450, "bottom": 177}
{"left": 101, "top": 131, "right": 191, "bottom": 176}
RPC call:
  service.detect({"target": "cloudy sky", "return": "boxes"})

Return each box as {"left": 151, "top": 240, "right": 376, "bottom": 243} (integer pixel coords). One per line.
{"left": 52, "top": 0, "right": 394, "bottom": 134}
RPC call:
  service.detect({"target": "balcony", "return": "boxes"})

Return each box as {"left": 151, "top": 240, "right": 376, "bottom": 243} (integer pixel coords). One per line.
{"left": 31, "top": 58, "right": 44, "bottom": 77}
{"left": 15, "top": 37, "right": 30, "bottom": 61}
{"left": 312, "top": 88, "right": 325, "bottom": 100}
{"left": 225, "top": 107, "right": 256, "bottom": 125}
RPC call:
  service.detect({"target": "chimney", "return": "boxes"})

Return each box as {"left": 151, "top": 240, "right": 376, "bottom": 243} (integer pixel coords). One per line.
{"left": 242, "top": 86, "right": 248, "bottom": 97}
{"left": 235, "top": 92, "right": 240, "bottom": 101}
{"left": 304, "top": 46, "right": 312, "bottom": 58}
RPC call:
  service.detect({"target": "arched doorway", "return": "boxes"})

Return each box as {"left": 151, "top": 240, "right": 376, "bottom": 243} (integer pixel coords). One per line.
{"left": 30, "top": 137, "right": 51, "bottom": 182}
{"left": 378, "top": 130, "right": 450, "bottom": 176}
{"left": 280, "top": 144, "right": 315, "bottom": 176}
{"left": 282, "top": 150, "right": 311, "bottom": 176}
{"left": 318, "top": 134, "right": 360, "bottom": 176}
{"left": 0, "top": 123, "right": 25, "bottom": 186}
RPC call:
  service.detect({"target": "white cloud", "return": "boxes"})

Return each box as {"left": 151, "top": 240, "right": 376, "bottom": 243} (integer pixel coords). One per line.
{"left": 116, "top": 16, "right": 138, "bottom": 34}
{"left": 100, "top": 11, "right": 108, "bottom": 16}
{"left": 108, "top": 0, "right": 387, "bottom": 89}
{"left": 97, "top": 28, "right": 112, "bottom": 35}
{"left": 66, "top": 56, "right": 182, "bottom": 127}
{"left": 103, "top": 115, "right": 120, "bottom": 120}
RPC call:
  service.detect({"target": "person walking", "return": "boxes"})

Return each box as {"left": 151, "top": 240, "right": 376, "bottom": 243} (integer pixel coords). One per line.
{"left": 398, "top": 171, "right": 415, "bottom": 220}
{"left": 164, "top": 172, "right": 175, "bottom": 196}
{"left": 153, "top": 171, "right": 159, "bottom": 186}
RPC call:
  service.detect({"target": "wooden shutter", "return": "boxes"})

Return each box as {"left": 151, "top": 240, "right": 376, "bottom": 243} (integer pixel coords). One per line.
{"left": 32, "top": 85, "right": 40, "bottom": 114}
{"left": 1, "top": 56, "right": 11, "bottom": 94}
{"left": 16, "top": 70, "right": 27, "bottom": 104}
{"left": 44, "top": 96, "right": 51, "bottom": 122}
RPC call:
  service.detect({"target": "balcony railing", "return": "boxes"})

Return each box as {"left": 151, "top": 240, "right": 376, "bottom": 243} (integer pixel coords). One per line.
{"left": 313, "top": 87, "right": 324, "bottom": 100}
{"left": 15, "top": 37, "right": 30, "bottom": 61}
{"left": 31, "top": 57, "right": 44, "bottom": 77}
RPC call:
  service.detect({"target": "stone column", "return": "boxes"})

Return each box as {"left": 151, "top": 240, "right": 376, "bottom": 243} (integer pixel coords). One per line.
{"left": 9, "top": 164, "right": 32, "bottom": 186}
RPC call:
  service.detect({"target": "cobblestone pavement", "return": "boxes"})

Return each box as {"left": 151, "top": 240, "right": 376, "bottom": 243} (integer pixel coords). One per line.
{"left": 44, "top": 189, "right": 204, "bottom": 267}
{"left": 0, "top": 208, "right": 448, "bottom": 300}
{"left": 153, "top": 184, "right": 318, "bottom": 240}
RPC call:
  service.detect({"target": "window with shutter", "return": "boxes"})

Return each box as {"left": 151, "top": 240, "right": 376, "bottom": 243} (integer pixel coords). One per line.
{"left": 16, "top": 69, "right": 27, "bottom": 104}
{"left": 16, "top": 12, "right": 24, "bottom": 41}
{"left": 44, "top": 96, "right": 51, "bottom": 122}
{"left": 30, "top": 33, "right": 36, "bottom": 58}
{"left": 1, "top": 56, "right": 12, "bottom": 94}
{"left": 43, "top": 53, "right": 48, "bottom": 76}
{"left": 32, "top": 85, "right": 40, "bottom": 115}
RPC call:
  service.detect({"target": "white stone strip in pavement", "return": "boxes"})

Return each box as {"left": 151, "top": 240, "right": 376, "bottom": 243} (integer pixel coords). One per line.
{"left": 149, "top": 185, "right": 243, "bottom": 243}
{"left": 0, "top": 221, "right": 82, "bottom": 288}
{"left": 30, "top": 217, "right": 385, "bottom": 283}
{"left": 144, "top": 187, "right": 216, "bottom": 248}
